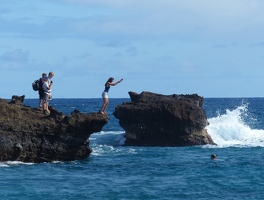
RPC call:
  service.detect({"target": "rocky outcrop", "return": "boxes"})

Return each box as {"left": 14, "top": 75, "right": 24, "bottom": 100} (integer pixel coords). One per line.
{"left": 0, "top": 95, "right": 108, "bottom": 163}
{"left": 113, "top": 91, "right": 215, "bottom": 146}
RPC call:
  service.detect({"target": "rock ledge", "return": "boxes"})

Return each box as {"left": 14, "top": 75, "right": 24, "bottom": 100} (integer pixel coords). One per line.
{"left": 0, "top": 96, "right": 108, "bottom": 163}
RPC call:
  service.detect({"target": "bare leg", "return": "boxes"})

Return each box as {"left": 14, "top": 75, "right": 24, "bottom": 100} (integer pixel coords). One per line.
{"left": 43, "top": 101, "right": 47, "bottom": 111}
{"left": 46, "top": 102, "right": 49, "bottom": 112}
{"left": 39, "top": 99, "right": 43, "bottom": 108}
{"left": 43, "top": 94, "right": 47, "bottom": 112}
{"left": 100, "top": 98, "right": 109, "bottom": 114}
{"left": 103, "top": 98, "right": 109, "bottom": 114}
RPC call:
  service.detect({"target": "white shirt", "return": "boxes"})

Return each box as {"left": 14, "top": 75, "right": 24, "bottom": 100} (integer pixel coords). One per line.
{"left": 42, "top": 81, "right": 51, "bottom": 94}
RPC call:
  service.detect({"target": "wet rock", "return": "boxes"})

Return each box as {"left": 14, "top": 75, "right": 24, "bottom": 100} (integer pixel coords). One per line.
{"left": 0, "top": 96, "right": 108, "bottom": 163}
{"left": 113, "top": 91, "right": 215, "bottom": 146}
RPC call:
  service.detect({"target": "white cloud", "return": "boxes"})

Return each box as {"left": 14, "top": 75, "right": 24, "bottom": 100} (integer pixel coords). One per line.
{"left": 0, "top": 0, "right": 264, "bottom": 98}
{"left": 1, "top": 0, "right": 264, "bottom": 42}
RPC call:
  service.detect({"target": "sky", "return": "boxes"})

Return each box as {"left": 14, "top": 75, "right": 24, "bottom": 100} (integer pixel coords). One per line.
{"left": 1, "top": 0, "right": 264, "bottom": 99}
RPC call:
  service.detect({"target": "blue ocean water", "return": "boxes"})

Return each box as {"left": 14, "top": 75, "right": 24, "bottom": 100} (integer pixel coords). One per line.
{"left": 1, "top": 98, "right": 264, "bottom": 199}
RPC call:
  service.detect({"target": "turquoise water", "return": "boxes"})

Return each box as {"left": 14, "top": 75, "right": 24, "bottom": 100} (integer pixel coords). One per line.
{"left": 1, "top": 98, "right": 264, "bottom": 199}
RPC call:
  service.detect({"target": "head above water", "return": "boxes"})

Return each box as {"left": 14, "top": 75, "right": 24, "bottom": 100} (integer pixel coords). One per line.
{"left": 211, "top": 154, "right": 217, "bottom": 160}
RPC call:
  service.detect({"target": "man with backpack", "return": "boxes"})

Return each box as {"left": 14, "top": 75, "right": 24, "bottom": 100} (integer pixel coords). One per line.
{"left": 38, "top": 73, "right": 47, "bottom": 108}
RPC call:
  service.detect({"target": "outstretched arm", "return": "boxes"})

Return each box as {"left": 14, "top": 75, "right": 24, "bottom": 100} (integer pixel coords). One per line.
{"left": 108, "top": 78, "right": 123, "bottom": 86}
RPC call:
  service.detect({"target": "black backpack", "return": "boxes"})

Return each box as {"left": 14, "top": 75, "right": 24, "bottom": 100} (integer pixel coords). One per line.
{"left": 32, "top": 79, "right": 40, "bottom": 91}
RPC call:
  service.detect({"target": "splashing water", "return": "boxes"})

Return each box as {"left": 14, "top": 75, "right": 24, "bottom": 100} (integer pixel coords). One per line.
{"left": 89, "top": 131, "right": 127, "bottom": 156}
{"left": 207, "top": 103, "right": 264, "bottom": 148}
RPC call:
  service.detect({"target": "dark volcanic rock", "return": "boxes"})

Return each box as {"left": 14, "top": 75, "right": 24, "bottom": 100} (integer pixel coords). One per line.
{"left": 0, "top": 96, "right": 108, "bottom": 163}
{"left": 113, "top": 91, "right": 215, "bottom": 146}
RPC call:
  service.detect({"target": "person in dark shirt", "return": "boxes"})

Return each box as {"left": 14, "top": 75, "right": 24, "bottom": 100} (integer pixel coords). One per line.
{"left": 38, "top": 73, "right": 47, "bottom": 108}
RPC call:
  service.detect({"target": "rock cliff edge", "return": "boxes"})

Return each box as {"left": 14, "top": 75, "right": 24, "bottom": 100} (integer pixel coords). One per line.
{"left": 0, "top": 96, "right": 108, "bottom": 163}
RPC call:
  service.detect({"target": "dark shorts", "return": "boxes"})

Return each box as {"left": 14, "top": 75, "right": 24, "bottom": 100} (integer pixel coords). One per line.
{"left": 39, "top": 93, "right": 44, "bottom": 99}
{"left": 39, "top": 89, "right": 44, "bottom": 99}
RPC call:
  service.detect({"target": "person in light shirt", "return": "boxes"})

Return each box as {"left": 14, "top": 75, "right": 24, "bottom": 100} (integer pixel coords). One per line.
{"left": 42, "top": 76, "right": 53, "bottom": 115}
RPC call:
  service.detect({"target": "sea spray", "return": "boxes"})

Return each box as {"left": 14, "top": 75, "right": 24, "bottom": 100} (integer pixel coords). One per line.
{"left": 90, "top": 131, "right": 125, "bottom": 146}
{"left": 207, "top": 103, "right": 264, "bottom": 147}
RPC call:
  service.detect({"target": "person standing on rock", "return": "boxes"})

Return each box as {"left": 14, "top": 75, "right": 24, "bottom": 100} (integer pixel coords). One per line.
{"left": 47, "top": 71, "right": 54, "bottom": 101}
{"left": 100, "top": 77, "right": 123, "bottom": 115}
{"left": 47, "top": 71, "right": 54, "bottom": 86}
{"left": 42, "top": 76, "right": 53, "bottom": 115}
{"left": 38, "top": 73, "right": 47, "bottom": 108}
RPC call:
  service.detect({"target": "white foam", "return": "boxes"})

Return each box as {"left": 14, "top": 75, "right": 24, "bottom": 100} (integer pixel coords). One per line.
{"left": 0, "top": 161, "right": 34, "bottom": 167}
{"left": 88, "top": 131, "right": 142, "bottom": 156}
{"left": 89, "top": 131, "right": 126, "bottom": 156}
{"left": 206, "top": 103, "right": 264, "bottom": 148}
{"left": 90, "top": 131, "right": 125, "bottom": 146}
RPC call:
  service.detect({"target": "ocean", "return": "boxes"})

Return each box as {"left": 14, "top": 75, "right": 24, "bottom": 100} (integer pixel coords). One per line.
{"left": 1, "top": 98, "right": 264, "bottom": 199}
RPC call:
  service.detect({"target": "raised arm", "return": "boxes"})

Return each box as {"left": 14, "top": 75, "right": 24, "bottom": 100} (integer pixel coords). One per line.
{"left": 108, "top": 78, "right": 123, "bottom": 86}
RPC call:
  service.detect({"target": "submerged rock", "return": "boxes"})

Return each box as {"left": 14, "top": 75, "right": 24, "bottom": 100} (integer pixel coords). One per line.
{"left": 113, "top": 91, "right": 215, "bottom": 146}
{"left": 0, "top": 95, "right": 108, "bottom": 163}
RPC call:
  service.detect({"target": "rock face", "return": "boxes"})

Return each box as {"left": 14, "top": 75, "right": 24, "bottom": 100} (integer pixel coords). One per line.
{"left": 113, "top": 91, "right": 215, "bottom": 146}
{"left": 0, "top": 96, "right": 108, "bottom": 163}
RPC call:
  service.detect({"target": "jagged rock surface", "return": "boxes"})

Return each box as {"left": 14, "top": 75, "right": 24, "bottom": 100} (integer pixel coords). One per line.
{"left": 0, "top": 96, "right": 108, "bottom": 163}
{"left": 113, "top": 91, "right": 215, "bottom": 146}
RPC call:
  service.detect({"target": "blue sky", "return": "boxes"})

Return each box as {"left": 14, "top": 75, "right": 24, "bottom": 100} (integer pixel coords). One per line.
{"left": 1, "top": 0, "right": 264, "bottom": 98}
